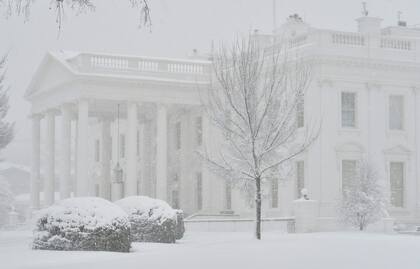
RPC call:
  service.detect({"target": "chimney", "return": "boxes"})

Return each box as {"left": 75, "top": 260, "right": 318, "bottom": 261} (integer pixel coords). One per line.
{"left": 356, "top": 2, "right": 382, "bottom": 35}
{"left": 356, "top": 16, "right": 383, "bottom": 35}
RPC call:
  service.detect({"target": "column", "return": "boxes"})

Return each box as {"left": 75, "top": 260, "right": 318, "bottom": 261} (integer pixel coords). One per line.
{"left": 76, "top": 99, "right": 89, "bottom": 196}
{"left": 156, "top": 104, "right": 168, "bottom": 201}
{"left": 45, "top": 110, "right": 55, "bottom": 206}
{"left": 414, "top": 88, "right": 420, "bottom": 216}
{"left": 201, "top": 114, "right": 212, "bottom": 212}
{"left": 100, "top": 119, "right": 112, "bottom": 199}
{"left": 60, "top": 104, "right": 72, "bottom": 199}
{"left": 125, "top": 102, "right": 139, "bottom": 196}
{"left": 30, "top": 114, "right": 41, "bottom": 209}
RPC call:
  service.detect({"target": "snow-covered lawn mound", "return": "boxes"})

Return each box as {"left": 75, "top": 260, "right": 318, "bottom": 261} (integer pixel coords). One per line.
{"left": 33, "top": 197, "right": 131, "bottom": 252}
{"left": 115, "top": 196, "right": 180, "bottom": 243}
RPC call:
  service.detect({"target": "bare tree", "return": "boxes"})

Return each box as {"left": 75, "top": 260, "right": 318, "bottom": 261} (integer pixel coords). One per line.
{"left": 0, "top": 55, "right": 13, "bottom": 152}
{"left": 339, "top": 160, "right": 387, "bottom": 231}
{"left": 0, "top": 0, "right": 151, "bottom": 30}
{"left": 202, "top": 36, "right": 316, "bottom": 240}
{"left": 0, "top": 55, "right": 14, "bottom": 226}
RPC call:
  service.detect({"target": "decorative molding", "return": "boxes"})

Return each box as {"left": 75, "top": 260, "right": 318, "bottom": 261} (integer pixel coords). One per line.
{"left": 317, "top": 78, "right": 334, "bottom": 88}
{"left": 383, "top": 145, "right": 412, "bottom": 156}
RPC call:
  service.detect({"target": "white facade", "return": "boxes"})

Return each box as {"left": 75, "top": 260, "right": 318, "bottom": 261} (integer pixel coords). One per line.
{"left": 26, "top": 15, "right": 420, "bottom": 229}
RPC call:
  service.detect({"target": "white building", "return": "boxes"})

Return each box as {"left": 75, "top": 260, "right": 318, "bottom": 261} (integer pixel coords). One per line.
{"left": 26, "top": 14, "right": 420, "bottom": 230}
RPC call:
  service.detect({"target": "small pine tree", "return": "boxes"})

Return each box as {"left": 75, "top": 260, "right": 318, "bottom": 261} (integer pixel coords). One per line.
{"left": 0, "top": 55, "right": 15, "bottom": 226}
{"left": 339, "top": 161, "right": 387, "bottom": 231}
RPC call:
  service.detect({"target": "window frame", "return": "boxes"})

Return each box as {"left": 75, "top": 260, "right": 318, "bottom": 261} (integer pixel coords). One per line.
{"left": 340, "top": 91, "right": 357, "bottom": 128}
{"left": 296, "top": 160, "right": 305, "bottom": 199}
{"left": 389, "top": 161, "right": 405, "bottom": 208}
{"left": 388, "top": 94, "right": 405, "bottom": 131}
{"left": 341, "top": 159, "right": 358, "bottom": 195}
{"left": 196, "top": 172, "right": 203, "bottom": 210}
{"left": 175, "top": 121, "right": 182, "bottom": 150}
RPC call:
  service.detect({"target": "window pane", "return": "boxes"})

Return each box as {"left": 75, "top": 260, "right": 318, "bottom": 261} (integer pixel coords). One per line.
{"left": 390, "top": 162, "right": 404, "bottom": 207}
{"left": 341, "top": 92, "right": 356, "bottom": 127}
{"left": 297, "top": 98, "right": 304, "bottom": 128}
{"left": 172, "top": 190, "right": 179, "bottom": 209}
{"left": 95, "top": 139, "right": 100, "bottom": 162}
{"left": 120, "top": 134, "right": 125, "bottom": 158}
{"left": 389, "top": 95, "right": 404, "bottom": 130}
{"left": 225, "top": 180, "right": 232, "bottom": 210}
{"left": 196, "top": 172, "right": 203, "bottom": 210}
{"left": 271, "top": 178, "right": 279, "bottom": 208}
{"left": 296, "top": 161, "right": 304, "bottom": 198}
{"left": 196, "top": 117, "right": 203, "bottom": 146}
{"left": 342, "top": 160, "right": 357, "bottom": 193}
{"left": 175, "top": 122, "right": 181, "bottom": 150}
{"left": 136, "top": 130, "right": 140, "bottom": 156}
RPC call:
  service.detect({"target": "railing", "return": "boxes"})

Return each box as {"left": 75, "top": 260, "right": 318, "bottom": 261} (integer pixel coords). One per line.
{"left": 289, "top": 35, "right": 308, "bottom": 48}
{"left": 331, "top": 32, "right": 365, "bottom": 46}
{"left": 381, "top": 38, "right": 413, "bottom": 50}
{"left": 184, "top": 217, "right": 296, "bottom": 233}
{"left": 70, "top": 53, "right": 212, "bottom": 82}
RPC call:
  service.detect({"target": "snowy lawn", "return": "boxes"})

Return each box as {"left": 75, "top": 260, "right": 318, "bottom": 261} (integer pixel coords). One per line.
{"left": 1, "top": 230, "right": 419, "bottom": 269}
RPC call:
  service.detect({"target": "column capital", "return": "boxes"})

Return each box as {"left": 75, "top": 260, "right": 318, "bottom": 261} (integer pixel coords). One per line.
{"left": 60, "top": 102, "right": 73, "bottom": 110}
{"left": 156, "top": 103, "right": 169, "bottom": 110}
{"left": 30, "top": 113, "right": 43, "bottom": 120}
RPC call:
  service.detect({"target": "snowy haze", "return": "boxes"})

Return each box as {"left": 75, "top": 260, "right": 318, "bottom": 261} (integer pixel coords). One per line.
{"left": 1, "top": 0, "right": 419, "bottom": 165}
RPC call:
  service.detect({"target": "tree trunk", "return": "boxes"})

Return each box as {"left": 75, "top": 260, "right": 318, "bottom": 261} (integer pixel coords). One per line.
{"left": 255, "top": 177, "right": 262, "bottom": 240}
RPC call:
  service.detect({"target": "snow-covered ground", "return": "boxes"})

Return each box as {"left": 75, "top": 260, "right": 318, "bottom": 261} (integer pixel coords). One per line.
{"left": 1, "top": 230, "right": 419, "bottom": 269}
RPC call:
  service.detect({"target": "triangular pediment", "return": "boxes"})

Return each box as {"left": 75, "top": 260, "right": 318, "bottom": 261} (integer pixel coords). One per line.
{"left": 24, "top": 53, "right": 75, "bottom": 100}
{"left": 383, "top": 145, "right": 412, "bottom": 155}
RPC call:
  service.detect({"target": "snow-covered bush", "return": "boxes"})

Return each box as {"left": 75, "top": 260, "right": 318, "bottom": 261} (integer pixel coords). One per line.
{"left": 339, "top": 161, "right": 387, "bottom": 231}
{"left": 175, "top": 210, "right": 185, "bottom": 240}
{"left": 33, "top": 197, "right": 131, "bottom": 252}
{"left": 115, "top": 196, "right": 178, "bottom": 243}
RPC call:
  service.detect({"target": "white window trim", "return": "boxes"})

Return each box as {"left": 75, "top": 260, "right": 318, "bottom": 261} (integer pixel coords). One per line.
{"left": 340, "top": 90, "right": 359, "bottom": 130}
{"left": 386, "top": 93, "right": 408, "bottom": 139}
{"left": 384, "top": 147, "right": 411, "bottom": 212}
{"left": 335, "top": 143, "right": 364, "bottom": 195}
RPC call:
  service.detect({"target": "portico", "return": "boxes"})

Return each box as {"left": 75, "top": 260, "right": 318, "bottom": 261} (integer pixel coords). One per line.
{"left": 25, "top": 52, "right": 212, "bottom": 210}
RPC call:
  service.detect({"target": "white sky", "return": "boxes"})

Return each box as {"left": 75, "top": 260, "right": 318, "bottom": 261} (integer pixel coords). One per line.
{"left": 1, "top": 0, "right": 419, "bottom": 165}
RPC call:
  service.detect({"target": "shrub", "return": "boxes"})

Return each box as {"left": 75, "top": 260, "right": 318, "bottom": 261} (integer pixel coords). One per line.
{"left": 115, "top": 196, "right": 178, "bottom": 243}
{"left": 33, "top": 197, "right": 131, "bottom": 252}
{"left": 175, "top": 210, "right": 185, "bottom": 240}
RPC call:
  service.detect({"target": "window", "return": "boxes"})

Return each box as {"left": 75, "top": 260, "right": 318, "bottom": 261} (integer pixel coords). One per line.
{"left": 271, "top": 178, "right": 279, "bottom": 208}
{"left": 296, "top": 161, "right": 305, "bottom": 198}
{"left": 342, "top": 160, "right": 357, "bottom": 194}
{"left": 120, "top": 134, "right": 126, "bottom": 158}
{"left": 225, "top": 180, "right": 232, "bottom": 210}
{"left": 196, "top": 116, "right": 203, "bottom": 146}
{"left": 390, "top": 162, "right": 404, "bottom": 207}
{"left": 341, "top": 92, "right": 356, "bottom": 128}
{"left": 136, "top": 130, "right": 140, "bottom": 156}
{"left": 95, "top": 139, "right": 100, "bottom": 162}
{"left": 196, "top": 172, "right": 203, "bottom": 210}
{"left": 172, "top": 190, "right": 180, "bottom": 209}
{"left": 175, "top": 122, "right": 181, "bottom": 150}
{"left": 110, "top": 137, "right": 113, "bottom": 160}
{"left": 297, "top": 97, "right": 304, "bottom": 128}
{"left": 389, "top": 95, "right": 404, "bottom": 130}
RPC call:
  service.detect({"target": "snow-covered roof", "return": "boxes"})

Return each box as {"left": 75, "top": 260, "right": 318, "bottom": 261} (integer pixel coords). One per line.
{"left": 25, "top": 50, "right": 212, "bottom": 100}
